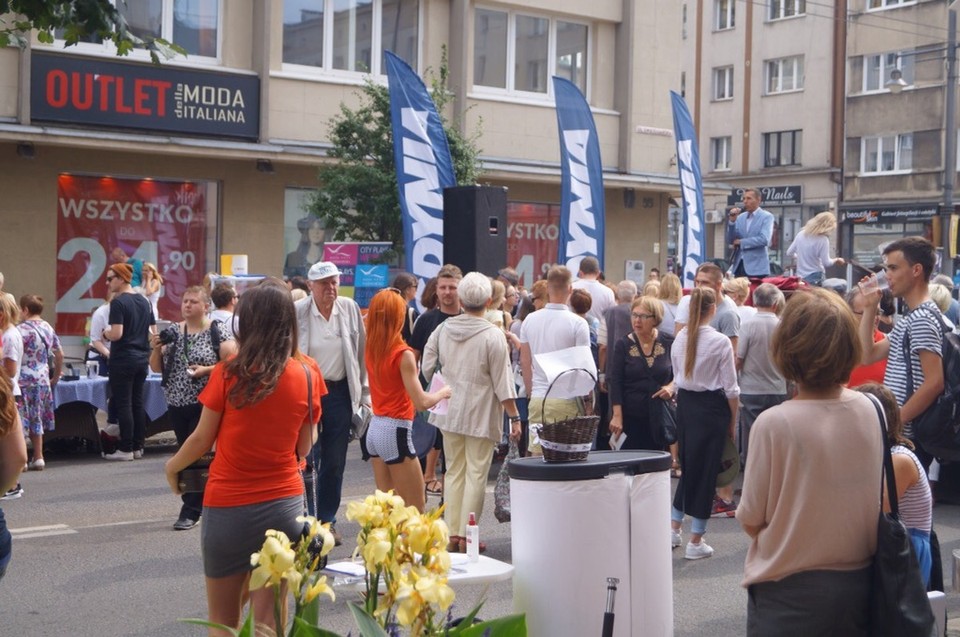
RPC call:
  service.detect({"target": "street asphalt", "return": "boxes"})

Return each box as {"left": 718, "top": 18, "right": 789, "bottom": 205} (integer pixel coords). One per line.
{"left": 4, "top": 436, "right": 960, "bottom": 636}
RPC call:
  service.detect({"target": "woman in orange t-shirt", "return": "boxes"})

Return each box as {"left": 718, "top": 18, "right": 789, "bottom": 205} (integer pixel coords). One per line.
{"left": 845, "top": 288, "right": 888, "bottom": 387}
{"left": 363, "top": 289, "right": 450, "bottom": 512}
{"left": 164, "top": 281, "right": 324, "bottom": 637}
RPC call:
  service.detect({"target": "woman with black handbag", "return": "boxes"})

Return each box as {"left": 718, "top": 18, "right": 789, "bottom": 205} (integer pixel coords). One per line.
{"left": 150, "top": 286, "right": 235, "bottom": 531}
{"left": 607, "top": 295, "right": 675, "bottom": 452}
{"left": 738, "top": 288, "right": 882, "bottom": 635}
{"left": 163, "top": 280, "right": 324, "bottom": 636}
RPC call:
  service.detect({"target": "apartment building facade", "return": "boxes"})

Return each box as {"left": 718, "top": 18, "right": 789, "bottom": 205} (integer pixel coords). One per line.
{"left": 841, "top": 0, "right": 957, "bottom": 269}
{"left": 682, "top": 0, "right": 846, "bottom": 271}
{"left": 0, "top": 0, "right": 683, "bottom": 350}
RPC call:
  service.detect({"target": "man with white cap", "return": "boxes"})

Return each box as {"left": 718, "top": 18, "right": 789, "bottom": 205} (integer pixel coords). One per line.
{"left": 294, "top": 261, "right": 369, "bottom": 543}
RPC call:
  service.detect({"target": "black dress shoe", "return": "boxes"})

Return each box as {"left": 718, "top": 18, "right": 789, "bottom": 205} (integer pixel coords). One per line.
{"left": 173, "top": 517, "right": 199, "bottom": 531}
{"left": 331, "top": 525, "right": 343, "bottom": 546}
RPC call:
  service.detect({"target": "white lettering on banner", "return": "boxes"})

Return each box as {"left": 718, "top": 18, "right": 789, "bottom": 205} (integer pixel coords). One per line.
{"left": 58, "top": 198, "right": 194, "bottom": 224}
{"left": 507, "top": 222, "right": 560, "bottom": 241}
{"left": 561, "top": 129, "right": 599, "bottom": 270}
{"left": 677, "top": 140, "right": 703, "bottom": 284}
{"left": 399, "top": 107, "right": 445, "bottom": 291}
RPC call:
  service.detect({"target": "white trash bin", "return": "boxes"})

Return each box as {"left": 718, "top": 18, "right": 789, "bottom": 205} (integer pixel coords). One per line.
{"left": 509, "top": 451, "right": 673, "bottom": 637}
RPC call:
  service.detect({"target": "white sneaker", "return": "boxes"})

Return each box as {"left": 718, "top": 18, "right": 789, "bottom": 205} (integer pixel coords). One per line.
{"left": 133, "top": 449, "right": 143, "bottom": 459}
{"left": 28, "top": 458, "right": 45, "bottom": 471}
{"left": 684, "top": 540, "right": 714, "bottom": 560}
{"left": 671, "top": 529, "right": 682, "bottom": 548}
{"left": 102, "top": 450, "right": 134, "bottom": 461}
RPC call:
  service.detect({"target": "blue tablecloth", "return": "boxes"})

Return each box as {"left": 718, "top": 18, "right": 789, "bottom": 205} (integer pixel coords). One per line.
{"left": 54, "top": 374, "right": 168, "bottom": 421}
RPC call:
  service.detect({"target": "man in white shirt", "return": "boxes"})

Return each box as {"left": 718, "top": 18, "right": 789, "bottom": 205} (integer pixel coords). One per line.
{"left": 520, "top": 266, "right": 591, "bottom": 455}
{"left": 294, "top": 262, "right": 369, "bottom": 542}
{"left": 572, "top": 256, "right": 615, "bottom": 323}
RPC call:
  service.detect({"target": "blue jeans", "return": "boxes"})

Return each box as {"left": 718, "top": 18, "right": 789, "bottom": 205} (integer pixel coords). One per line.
{"left": 308, "top": 381, "right": 352, "bottom": 524}
{"left": 109, "top": 363, "right": 148, "bottom": 452}
{"left": 0, "top": 507, "right": 10, "bottom": 581}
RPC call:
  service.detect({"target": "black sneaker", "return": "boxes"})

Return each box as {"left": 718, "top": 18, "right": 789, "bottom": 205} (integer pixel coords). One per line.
{"left": 173, "top": 517, "right": 199, "bottom": 531}
{"left": 2, "top": 484, "right": 23, "bottom": 500}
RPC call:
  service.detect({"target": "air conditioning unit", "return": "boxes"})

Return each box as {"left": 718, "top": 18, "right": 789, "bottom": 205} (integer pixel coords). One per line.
{"left": 705, "top": 209, "right": 725, "bottom": 224}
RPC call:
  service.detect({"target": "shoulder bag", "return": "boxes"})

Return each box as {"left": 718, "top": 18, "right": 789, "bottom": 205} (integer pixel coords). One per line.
{"left": 299, "top": 361, "right": 318, "bottom": 516}
{"left": 865, "top": 393, "right": 936, "bottom": 637}
{"left": 23, "top": 321, "right": 56, "bottom": 380}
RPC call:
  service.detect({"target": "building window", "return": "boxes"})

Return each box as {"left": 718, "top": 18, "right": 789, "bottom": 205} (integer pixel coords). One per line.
{"left": 768, "top": 0, "right": 805, "bottom": 20}
{"left": 863, "top": 51, "right": 914, "bottom": 92}
{"left": 56, "top": 0, "right": 220, "bottom": 59}
{"left": 765, "top": 55, "right": 804, "bottom": 94}
{"left": 474, "top": 8, "right": 589, "bottom": 97}
{"left": 282, "top": 0, "right": 419, "bottom": 74}
{"left": 711, "top": 136, "right": 732, "bottom": 171}
{"left": 868, "top": 0, "right": 916, "bottom": 9}
{"left": 715, "top": 0, "right": 735, "bottom": 30}
{"left": 713, "top": 66, "right": 734, "bottom": 100}
{"left": 862, "top": 134, "right": 913, "bottom": 173}
{"left": 763, "top": 130, "right": 802, "bottom": 167}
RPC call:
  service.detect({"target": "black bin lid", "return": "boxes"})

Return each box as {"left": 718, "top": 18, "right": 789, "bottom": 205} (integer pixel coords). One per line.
{"left": 508, "top": 450, "right": 672, "bottom": 481}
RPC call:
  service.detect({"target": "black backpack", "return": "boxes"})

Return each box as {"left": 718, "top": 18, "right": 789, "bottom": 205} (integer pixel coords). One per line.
{"left": 904, "top": 308, "right": 960, "bottom": 460}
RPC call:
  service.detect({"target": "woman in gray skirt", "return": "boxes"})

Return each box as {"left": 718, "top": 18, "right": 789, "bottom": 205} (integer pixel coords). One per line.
{"left": 164, "top": 281, "right": 324, "bottom": 636}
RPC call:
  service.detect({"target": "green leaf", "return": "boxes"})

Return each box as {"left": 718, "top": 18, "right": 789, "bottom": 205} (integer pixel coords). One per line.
{"left": 348, "top": 602, "right": 390, "bottom": 637}
{"left": 455, "top": 614, "right": 528, "bottom": 637}
{"left": 291, "top": 616, "right": 343, "bottom": 637}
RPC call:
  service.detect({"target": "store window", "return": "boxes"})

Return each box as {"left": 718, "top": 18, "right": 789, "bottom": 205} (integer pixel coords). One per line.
{"left": 56, "top": 0, "right": 220, "bottom": 60}
{"left": 283, "top": 188, "right": 325, "bottom": 279}
{"left": 282, "top": 0, "right": 419, "bottom": 74}
{"left": 474, "top": 8, "right": 589, "bottom": 98}
{"left": 506, "top": 202, "right": 561, "bottom": 287}
{"left": 55, "top": 174, "right": 219, "bottom": 335}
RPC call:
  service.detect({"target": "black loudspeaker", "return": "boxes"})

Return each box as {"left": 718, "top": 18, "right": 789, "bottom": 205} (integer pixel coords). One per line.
{"left": 443, "top": 186, "right": 507, "bottom": 276}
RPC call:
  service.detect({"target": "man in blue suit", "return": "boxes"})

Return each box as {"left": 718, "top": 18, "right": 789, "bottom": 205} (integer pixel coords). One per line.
{"left": 728, "top": 188, "right": 774, "bottom": 277}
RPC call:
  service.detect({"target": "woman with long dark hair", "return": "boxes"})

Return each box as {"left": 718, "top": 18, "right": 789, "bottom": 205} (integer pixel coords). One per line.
{"left": 391, "top": 272, "right": 420, "bottom": 345}
{"left": 284, "top": 216, "right": 326, "bottom": 279}
{"left": 669, "top": 288, "right": 739, "bottom": 560}
{"left": 363, "top": 289, "right": 450, "bottom": 512}
{"left": 164, "top": 280, "right": 324, "bottom": 636}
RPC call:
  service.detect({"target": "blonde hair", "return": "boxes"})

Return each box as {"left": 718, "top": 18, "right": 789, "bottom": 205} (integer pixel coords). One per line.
{"left": 642, "top": 281, "right": 661, "bottom": 297}
{"left": 684, "top": 288, "right": 716, "bottom": 377}
{"left": 0, "top": 294, "right": 20, "bottom": 330}
{"left": 722, "top": 277, "right": 751, "bottom": 304}
{"left": 930, "top": 283, "right": 952, "bottom": 314}
{"left": 489, "top": 279, "right": 506, "bottom": 309}
{"left": 143, "top": 262, "right": 164, "bottom": 285}
{"left": 802, "top": 211, "right": 838, "bottom": 237}
{"left": 773, "top": 287, "right": 861, "bottom": 390}
{"left": 658, "top": 273, "right": 682, "bottom": 305}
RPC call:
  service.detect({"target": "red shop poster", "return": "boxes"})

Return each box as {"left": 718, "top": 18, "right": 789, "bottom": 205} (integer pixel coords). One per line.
{"left": 55, "top": 174, "right": 210, "bottom": 335}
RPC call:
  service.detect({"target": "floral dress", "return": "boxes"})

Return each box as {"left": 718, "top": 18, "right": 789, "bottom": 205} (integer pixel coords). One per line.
{"left": 17, "top": 319, "right": 61, "bottom": 434}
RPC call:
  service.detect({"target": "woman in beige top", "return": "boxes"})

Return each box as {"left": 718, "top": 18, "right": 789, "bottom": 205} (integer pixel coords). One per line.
{"left": 737, "top": 287, "right": 882, "bottom": 636}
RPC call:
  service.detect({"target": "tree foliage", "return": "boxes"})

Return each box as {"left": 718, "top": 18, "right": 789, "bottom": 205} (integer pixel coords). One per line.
{"left": 1, "top": 0, "right": 183, "bottom": 63}
{"left": 308, "top": 48, "right": 482, "bottom": 262}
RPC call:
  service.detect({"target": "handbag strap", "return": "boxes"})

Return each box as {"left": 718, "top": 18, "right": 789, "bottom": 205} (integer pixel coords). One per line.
{"left": 864, "top": 392, "right": 900, "bottom": 519}
{"left": 298, "top": 360, "right": 317, "bottom": 515}
{"left": 23, "top": 321, "right": 51, "bottom": 357}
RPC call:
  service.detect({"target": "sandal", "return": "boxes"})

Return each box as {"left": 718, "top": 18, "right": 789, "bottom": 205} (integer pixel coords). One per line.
{"left": 670, "top": 459, "right": 682, "bottom": 479}
{"left": 425, "top": 479, "right": 443, "bottom": 495}
{"left": 448, "top": 536, "right": 465, "bottom": 552}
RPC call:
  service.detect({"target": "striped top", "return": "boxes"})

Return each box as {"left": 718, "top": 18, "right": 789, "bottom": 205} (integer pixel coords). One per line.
{"left": 891, "top": 445, "right": 933, "bottom": 533}
{"left": 883, "top": 301, "right": 942, "bottom": 437}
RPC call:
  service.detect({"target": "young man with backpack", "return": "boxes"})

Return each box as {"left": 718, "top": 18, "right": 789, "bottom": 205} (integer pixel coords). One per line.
{"left": 858, "top": 237, "right": 944, "bottom": 468}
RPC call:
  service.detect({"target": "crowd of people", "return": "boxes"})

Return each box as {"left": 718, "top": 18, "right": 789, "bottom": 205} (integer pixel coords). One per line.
{"left": 0, "top": 222, "right": 954, "bottom": 635}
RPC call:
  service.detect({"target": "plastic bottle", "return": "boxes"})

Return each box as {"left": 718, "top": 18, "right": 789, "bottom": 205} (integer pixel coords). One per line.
{"left": 465, "top": 512, "right": 479, "bottom": 562}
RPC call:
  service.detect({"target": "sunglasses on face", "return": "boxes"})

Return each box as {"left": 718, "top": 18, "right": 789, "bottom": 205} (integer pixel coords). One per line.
{"left": 631, "top": 313, "right": 655, "bottom": 320}
{"left": 105, "top": 275, "right": 117, "bottom": 282}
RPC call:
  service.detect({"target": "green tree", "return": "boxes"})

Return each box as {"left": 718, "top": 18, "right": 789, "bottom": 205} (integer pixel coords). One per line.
{"left": 308, "top": 49, "right": 481, "bottom": 263}
{"left": 1, "top": 0, "right": 182, "bottom": 62}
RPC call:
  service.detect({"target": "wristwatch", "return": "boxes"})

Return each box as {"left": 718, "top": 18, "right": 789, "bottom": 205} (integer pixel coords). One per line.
{"left": 509, "top": 415, "right": 521, "bottom": 423}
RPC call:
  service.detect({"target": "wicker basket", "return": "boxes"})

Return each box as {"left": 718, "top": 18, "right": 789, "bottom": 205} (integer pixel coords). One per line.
{"left": 535, "top": 367, "right": 599, "bottom": 463}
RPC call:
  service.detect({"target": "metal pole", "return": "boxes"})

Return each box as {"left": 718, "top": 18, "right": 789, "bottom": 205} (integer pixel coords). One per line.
{"left": 942, "top": 8, "right": 957, "bottom": 277}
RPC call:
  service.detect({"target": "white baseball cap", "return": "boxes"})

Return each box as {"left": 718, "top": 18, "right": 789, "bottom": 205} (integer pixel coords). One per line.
{"left": 307, "top": 261, "right": 340, "bottom": 281}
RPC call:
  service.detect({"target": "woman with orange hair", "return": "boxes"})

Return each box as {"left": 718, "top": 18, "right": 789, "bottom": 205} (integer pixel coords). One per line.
{"left": 364, "top": 288, "right": 451, "bottom": 512}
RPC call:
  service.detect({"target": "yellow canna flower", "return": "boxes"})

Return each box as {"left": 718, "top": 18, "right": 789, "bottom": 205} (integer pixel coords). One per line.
{"left": 303, "top": 575, "right": 336, "bottom": 603}
{"left": 394, "top": 580, "right": 422, "bottom": 627}
{"left": 249, "top": 533, "right": 296, "bottom": 590}
{"left": 361, "top": 527, "right": 392, "bottom": 569}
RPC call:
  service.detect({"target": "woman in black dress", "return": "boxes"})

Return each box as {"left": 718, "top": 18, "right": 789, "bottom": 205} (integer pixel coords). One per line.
{"left": 608, "top": 296, "right": 674, "bottom": 450}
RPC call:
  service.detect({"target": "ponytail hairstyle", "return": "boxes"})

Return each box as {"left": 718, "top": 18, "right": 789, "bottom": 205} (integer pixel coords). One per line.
{"left": 684, "top": 287, "right": 717, "bottom": 378}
